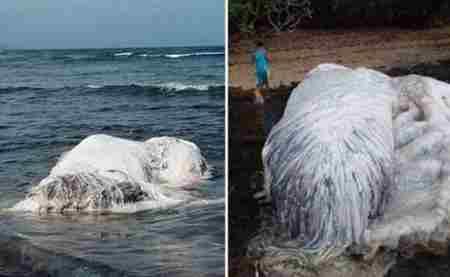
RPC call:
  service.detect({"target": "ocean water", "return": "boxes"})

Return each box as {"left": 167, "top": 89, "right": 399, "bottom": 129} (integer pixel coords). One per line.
{"left": 0, "top": 46, "right": 224, "bottom": 276}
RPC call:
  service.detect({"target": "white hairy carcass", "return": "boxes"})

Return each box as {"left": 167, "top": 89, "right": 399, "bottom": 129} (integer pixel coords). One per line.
{"left": 13, "top": 134, "right": 210, "bottom": 213}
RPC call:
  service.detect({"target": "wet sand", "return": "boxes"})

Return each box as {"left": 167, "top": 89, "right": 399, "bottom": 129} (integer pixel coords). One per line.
{"left": 229, "top": 89, "right": 290, "bottom": 277}
{"left": 229, "top": 26, "right": 450, "bottom": 91}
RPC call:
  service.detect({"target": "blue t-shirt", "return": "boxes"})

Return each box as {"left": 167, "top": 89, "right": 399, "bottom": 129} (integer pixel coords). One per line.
{"left": 254, "top": 48, "right": 269, "bottom": 74}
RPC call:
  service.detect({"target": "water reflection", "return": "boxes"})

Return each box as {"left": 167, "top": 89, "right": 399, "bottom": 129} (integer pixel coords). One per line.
{"left": 1, "top": 199, "right": 224, "bottom": 277}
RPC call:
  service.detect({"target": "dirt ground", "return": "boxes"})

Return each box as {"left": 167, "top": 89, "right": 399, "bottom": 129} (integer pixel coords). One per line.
{"left": 229, "top": 26, "right": 450, "bottom": 92}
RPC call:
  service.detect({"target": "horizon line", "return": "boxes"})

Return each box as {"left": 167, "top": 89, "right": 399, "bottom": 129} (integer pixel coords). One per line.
{"left": 1, "top": 44, "right": 225, "bottom": 51}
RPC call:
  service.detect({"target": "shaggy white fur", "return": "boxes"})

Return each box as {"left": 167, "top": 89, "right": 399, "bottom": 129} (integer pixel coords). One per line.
{"left": 12, "top": 134, "right": 210, "bottom": 213}
{"left": 263, "top": 66, "right": 396, "bottom": 251}
{"left": 262, "top": 64, "right": 450, "bottom": 258}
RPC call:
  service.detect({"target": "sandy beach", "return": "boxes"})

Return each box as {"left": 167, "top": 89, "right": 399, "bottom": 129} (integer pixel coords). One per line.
{"left": 229, "top": 26, "right": 450, "bottom": 92}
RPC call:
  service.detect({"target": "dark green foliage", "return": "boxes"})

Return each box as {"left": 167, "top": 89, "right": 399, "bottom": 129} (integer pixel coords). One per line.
{"left": 229, "top": 0, "right": 450, "bottom": 34}
{"left": 229, "top": 0, "right": 312, "bottom": 34}
{"left": 319, "top": 0, "right": 446, "bottom": 27}
{"left": 229, "top": 0, "right": 270, "bottom": 34}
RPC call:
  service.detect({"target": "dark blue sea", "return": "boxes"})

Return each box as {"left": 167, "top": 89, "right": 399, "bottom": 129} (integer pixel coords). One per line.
{"left": 0, "top": 46, "right": 224, "bottom": 277}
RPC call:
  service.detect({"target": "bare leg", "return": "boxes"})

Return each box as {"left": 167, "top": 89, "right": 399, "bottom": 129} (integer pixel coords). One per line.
{"left": 254, "top": 88, "right": 264, "bottom": 105}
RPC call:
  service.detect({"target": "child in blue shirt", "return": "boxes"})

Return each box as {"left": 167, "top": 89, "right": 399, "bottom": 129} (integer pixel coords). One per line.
{"left": 252, "top": 41, "right": 271, "bottom": 104}
{"left": 253, "top": 41, "right": 271, "bottom": 89}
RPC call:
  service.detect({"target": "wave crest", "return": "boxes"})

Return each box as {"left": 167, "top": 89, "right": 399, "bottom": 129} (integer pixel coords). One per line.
{"left": 164, "top": 52, "right": 224, "bottom": 59}
{"left": 0, "top": 83, "right": 224, "bottom": 94}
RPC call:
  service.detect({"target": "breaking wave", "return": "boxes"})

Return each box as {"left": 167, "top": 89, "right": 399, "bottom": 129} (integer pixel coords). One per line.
{"left": 0, "top": 83, "right": 224, "bottom": 95}
{"left": 163, "top": 52, "right": 224, "bottom": 59}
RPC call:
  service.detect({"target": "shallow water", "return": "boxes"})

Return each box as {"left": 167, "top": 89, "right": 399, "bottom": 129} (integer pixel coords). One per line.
{"left": 0, "top": 46, "right": 224, "bottom": 276}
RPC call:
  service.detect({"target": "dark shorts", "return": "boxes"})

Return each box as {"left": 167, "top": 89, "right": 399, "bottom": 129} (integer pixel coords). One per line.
{"left": 256, "top": 70, "right": 268, "bottom": 88}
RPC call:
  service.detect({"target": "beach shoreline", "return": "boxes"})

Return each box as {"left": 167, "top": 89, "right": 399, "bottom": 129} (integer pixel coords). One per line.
{"left": 229, "top": 26, "right": 450, "bottom": 93}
